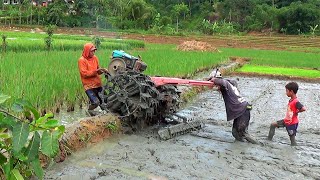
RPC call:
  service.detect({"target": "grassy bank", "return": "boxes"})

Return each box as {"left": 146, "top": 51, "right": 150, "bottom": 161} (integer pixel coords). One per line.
{"left": 236, "top": 65, "right": 320, "bottom": 78}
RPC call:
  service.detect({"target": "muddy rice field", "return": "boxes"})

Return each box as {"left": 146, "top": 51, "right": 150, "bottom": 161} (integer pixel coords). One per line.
{"left": 44, "top": 76, "right": 320, "bottom": 180}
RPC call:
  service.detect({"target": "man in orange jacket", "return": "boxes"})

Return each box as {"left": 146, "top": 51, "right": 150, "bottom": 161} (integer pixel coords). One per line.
{"left": 78, "top": 43, "right": 108, "bottom": 114}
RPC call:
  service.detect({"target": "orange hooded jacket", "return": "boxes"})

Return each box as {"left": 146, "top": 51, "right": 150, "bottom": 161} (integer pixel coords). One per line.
{"left": 78, "top": 43, "right": 102, "bottom": 90}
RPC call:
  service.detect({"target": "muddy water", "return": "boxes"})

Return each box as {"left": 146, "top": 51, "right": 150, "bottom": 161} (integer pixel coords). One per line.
{"left": 45, "top": 77, "right": 320, "bottom": 180}
{"left": 55, "top": 109, "right": 88, "bottom": 125}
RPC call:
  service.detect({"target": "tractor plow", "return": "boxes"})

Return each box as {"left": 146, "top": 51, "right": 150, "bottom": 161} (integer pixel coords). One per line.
{"left": 98, "top": 50, "right": 218, "bottom": 139}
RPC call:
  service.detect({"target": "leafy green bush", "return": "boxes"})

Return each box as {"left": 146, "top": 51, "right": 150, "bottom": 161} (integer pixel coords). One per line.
{"left": 160, "top": 16, "right": 172, "bottom": 27}
{"left": 245, "top": 4, "right": 280, "bottom": 32}
{"left": 0, "top": 94, "right": 65, "bottom": 179}
{"left": 199, "top": 20, "right": 238, "bottom": 35}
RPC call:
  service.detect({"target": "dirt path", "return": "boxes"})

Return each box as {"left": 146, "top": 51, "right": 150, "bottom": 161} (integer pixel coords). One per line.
{"left": 44, "top": 77, "right": 320, "bottom": 180}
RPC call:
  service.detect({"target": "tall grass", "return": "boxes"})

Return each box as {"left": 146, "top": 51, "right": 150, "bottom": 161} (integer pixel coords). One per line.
{"left": 0, "top": 44, "right": 224, "bottom": 112}
{"left": 0, "top": 50, "right": 111, "bottom": 113}
{"left": 0, "top": 38, "right": 143, "bottom": 52}
{"left": 0, "top": 30, "right": 145, "bottom": 52}
{"left": 131, "top": 44, "right": 226, "bottom": 77}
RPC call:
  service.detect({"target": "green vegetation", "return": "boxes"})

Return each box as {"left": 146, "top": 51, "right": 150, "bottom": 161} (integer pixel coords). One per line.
{"left": 221, "top": 48, "right": 320, "bottom": 69}
{"left": 0, "top": 38, "right": 134, "bottom": 52}
{"left": 131, "top": 44, "right": 226, "bottom": 77}
{"left": 1, "top": 0, "right": 320, "bottom": 35}
{"left": 0, "top": 31, "right": 319, "bottom": 113}
{"left": 106, "top": 121, "right": 119, "bottom": 133}
{"left": 0, "top": 44, "right": 225, "bottom": 113}
{"left": 222, "top": 47, "right": 320, "bottom": 77}
{"left": 0, "top": 51, "right": 104, "bottom": 113}
{"left": 0, "top": 31, "right": 145, "bottom": 52}
{"left": 237, "top": 65, "right": 320, "bottom": 78}
{"left": 0, "top": 94, "right": 65, "bottom": 179}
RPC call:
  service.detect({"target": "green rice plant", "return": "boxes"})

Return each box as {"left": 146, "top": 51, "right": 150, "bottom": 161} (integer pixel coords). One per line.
{"left": 1, "top": 41, "right": 319, "bottom": 113}
{"left": 0, "top": 30, "right": 145, "bottom": 52}
{"left": 0, "top": 30, "right": 91, "bottom": 41}
{"left": 99, "top": 42, "right": 131, "bottom": 51}
{"left": 0, "top": 44, "right": 224, "bottom": 112}
{"left": 1, "top": 34, "right": 7, "bottom": 53}
{"left": 93, "top": 36, "right": 102, "bottom": 48}
{"left": 237, "top": 65, "right": 320, "bottom": 78}
{"left": 285, "top": 46, "right": 320, "bottom": 53}
{"left": 106, "top": 39, "right": 145, "bottom": 49}
{"left": 131, "top": 44, "right": 226, "bottom": 77}
{"left": 53, "top": 34, "right": 94, "bottom": 41}
{"left": 0, "top": 38, "right": 140, "bottom": 52}
{"left": 221, "top": 48, "right": 320, "bottom": 69}
{"left": 0, "top": 51, "right": 89, "bottom": 112}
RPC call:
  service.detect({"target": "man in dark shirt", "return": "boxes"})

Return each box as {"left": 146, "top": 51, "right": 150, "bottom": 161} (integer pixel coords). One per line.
{"left": 208, "top": 69, "right": 258, "bottom": 144}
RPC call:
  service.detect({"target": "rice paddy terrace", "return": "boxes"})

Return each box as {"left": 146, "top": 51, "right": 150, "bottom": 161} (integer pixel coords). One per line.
{"left": 125, "top": 33, "right": 320, "bottom": 52}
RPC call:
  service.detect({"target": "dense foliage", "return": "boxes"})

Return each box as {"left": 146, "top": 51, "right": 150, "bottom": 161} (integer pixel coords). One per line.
{"left": 0, "top": 94, "right": 65, "bottom": 179}
{"left": 0, "top": 0, "right": 320, "bottom": 34}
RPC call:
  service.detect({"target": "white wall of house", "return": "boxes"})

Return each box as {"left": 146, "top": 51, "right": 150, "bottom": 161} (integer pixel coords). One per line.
{"left": 3, "top": 0, "right": 21, "bottom": 5}
{"left": 2, "top": 0, "right": 54, "bottom": 6}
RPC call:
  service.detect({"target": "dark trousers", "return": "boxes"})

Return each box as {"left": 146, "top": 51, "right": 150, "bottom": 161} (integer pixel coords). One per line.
{"left": 85, "top": 87, "right": 103, "bottom": 110}
{"left": 232, "top": 109, "right": 250, "bottom": 141}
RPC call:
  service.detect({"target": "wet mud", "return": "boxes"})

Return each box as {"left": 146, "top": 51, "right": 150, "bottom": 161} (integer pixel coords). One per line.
{"left": 45, "top": 77, "right": 320, "bottom": 180}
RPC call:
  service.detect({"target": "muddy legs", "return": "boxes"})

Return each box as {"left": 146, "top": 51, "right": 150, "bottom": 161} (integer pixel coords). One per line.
{"left": 232, "top": 127, "right": 244, "bottom": 142}
{"left": 243, "top": 133, "right": 259, "bottom": 144}
{"left": 232, "top": 127, "right": 260, "bottom": 144}
{"left": 290, "top": 135, "right": 297, "bottom": 146}
{"left": 267, "top": 123, "right": 277, "bottom": 140}
{"left": 268, "top": 123, "right": 298, "bottom": 146}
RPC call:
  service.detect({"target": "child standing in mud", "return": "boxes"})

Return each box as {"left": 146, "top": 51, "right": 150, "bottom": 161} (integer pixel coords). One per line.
{"left": 208, "top": 69, "right": 258, "bottom": 144}
{"left": 267, "top": 81, "right": 306, "bottom": 146}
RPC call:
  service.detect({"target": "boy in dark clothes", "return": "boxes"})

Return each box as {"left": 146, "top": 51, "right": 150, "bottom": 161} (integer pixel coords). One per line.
{"left": 268, "top": 82, "right": 306, "bottom": 146}
{"left": 208, "top": 69, "right": 258, "bottom": 144}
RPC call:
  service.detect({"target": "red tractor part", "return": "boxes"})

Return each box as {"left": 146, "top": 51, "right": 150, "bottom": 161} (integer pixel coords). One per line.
{"left": 151, "top": 77, "right": 214, "bottom": 87}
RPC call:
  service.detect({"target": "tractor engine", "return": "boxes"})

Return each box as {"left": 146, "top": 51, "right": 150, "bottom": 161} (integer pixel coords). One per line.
{"left": 109, "top": 50, "right": 147, "bottom": 75}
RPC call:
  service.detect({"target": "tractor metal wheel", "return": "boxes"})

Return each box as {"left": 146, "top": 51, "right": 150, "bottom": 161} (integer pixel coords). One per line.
{"left": 102, "top": 70, "right": 182, "bottom": 131}
{"left": 102, "top": 70, "right": 160, "bottom": 130}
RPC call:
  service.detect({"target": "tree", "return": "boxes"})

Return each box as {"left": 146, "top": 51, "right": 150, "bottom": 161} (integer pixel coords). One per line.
{"left": 245, "top": 3, "right": 280, "bottom": 31}
{"left": 7, "top": 5, "right": 19, "bottom": 25}
{"left": 86, "top": 0, "right": 109, "bottom": 29}
{"left": 124, "top": 0, "right": 156, "bottom": 29}
{"left": 34, "top": 6, "right": 46, "bottom": 25}
{"left": 22, "top": 0, "right": 33, "bottom": 24}
{"left": 278, "top": 2, "right": 320, "bottom": 34}
{"left": 217, "top": 0, "right": 256, "bottom": 29}
{"left": 46, "top": 0, "right": 68, "bottom": 26}
{"left": 171, "top": 3, "right": 189, "bottom": 32}
{"left": 275, "top": 0, "right": 309, "bottom": 8}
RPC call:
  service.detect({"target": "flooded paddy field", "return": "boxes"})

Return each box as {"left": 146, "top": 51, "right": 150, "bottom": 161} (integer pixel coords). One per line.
{"left": 45, "top": 77, "right": 320, "bottom": 180}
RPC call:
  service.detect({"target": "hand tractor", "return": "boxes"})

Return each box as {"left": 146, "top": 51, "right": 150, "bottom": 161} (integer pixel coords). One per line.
{"left": 101, "top": 50, "right": 214, "bottom": 140}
